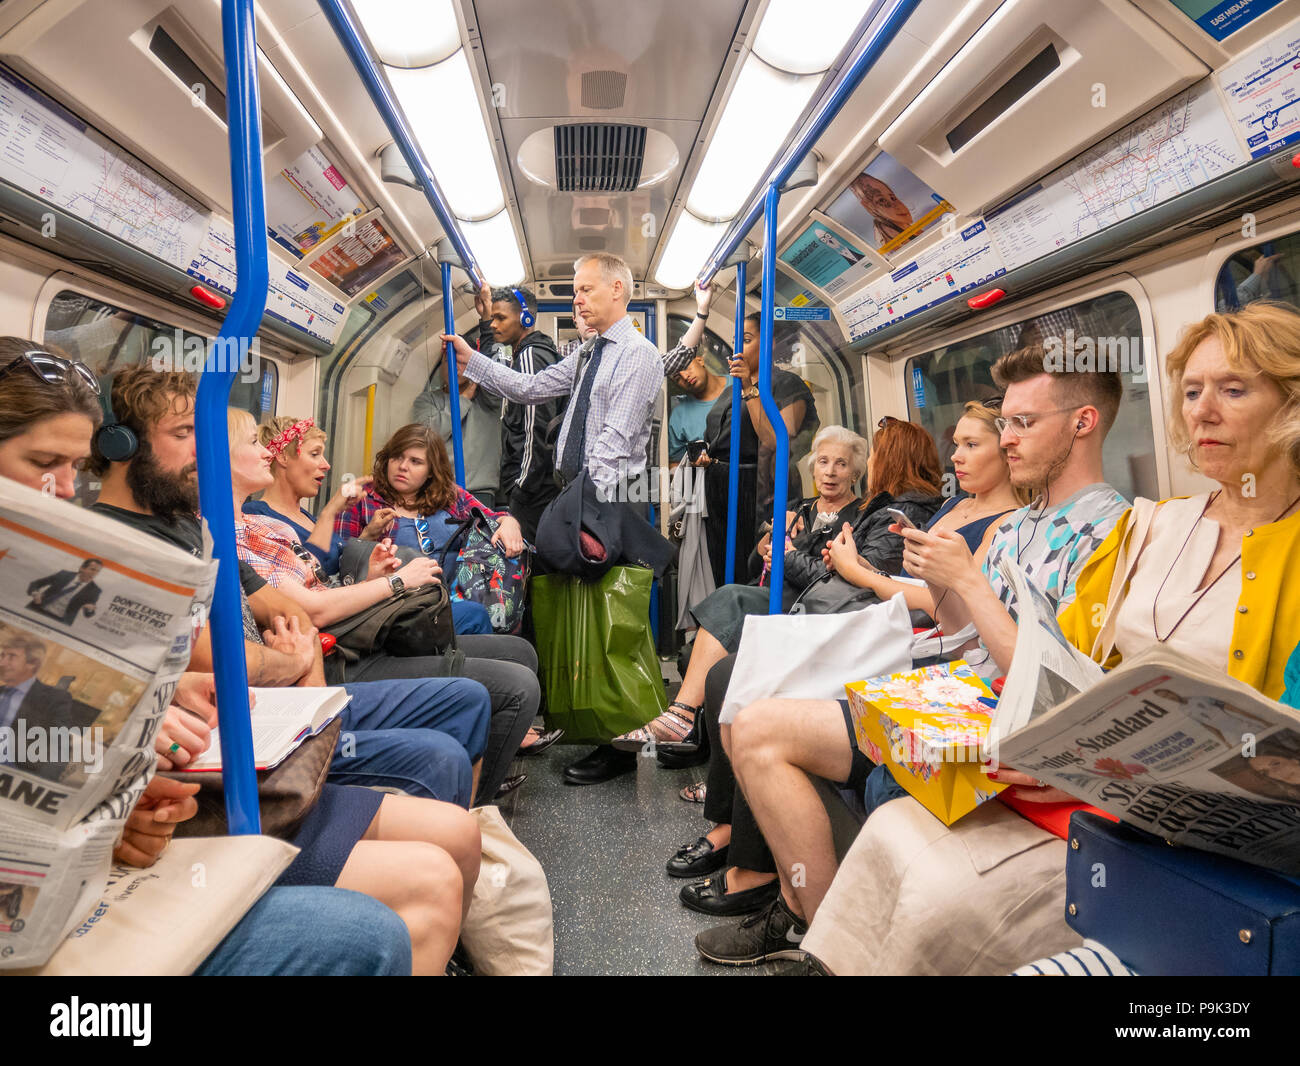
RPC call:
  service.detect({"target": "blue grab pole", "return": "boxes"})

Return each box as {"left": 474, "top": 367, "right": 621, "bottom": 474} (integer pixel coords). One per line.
{"left": 724, "top": 260, "right": 745, "bottom": 585}
{"left": 697, "top": 0, "right": 921, "bottom": 286}
{"left": 196, "top": 0, "right": 267, "bottom": 835}
{"left": 441, "top": 261, "right": 466, "bottom": 487}
{"left": 759, "top": 183, "right": 788, "bottom": 615}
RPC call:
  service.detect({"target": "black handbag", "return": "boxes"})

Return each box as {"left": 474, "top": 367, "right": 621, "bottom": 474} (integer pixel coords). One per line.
{"left": 327, "top": 582, "right": 458, "bottom": 664}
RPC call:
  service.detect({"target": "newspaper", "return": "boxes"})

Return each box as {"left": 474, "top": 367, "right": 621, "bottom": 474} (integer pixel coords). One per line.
{"left": 0, "top": 479, "right": 215, "bottom": 968}
{"left": 991, "top": 557, "right": 1104, "bottom": 742}
{"left": 993, "top": 557, "right": 1300, "bottom": 875}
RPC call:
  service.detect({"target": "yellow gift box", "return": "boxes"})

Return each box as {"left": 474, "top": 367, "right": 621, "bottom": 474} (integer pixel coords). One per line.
{"left": 845, "top": 660, "right": 1007, "bottom": 826}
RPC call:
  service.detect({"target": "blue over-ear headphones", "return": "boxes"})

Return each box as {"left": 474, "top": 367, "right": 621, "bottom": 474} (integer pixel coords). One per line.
{"left": 511, "top": 287, "right": 535, "bottom": 329}
{"left": 95, "top": 376, "right": 139, "bottom": 463}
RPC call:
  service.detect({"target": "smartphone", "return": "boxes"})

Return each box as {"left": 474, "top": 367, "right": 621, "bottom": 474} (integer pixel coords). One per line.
{"left": 685, "top": 439, "right": 709, "bottom": 463}
{"left": 885, "top": 507, "right": 917, "bottom": 530}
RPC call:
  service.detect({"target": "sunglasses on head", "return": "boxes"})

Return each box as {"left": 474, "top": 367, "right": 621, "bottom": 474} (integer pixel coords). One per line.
{"left": 980, "top": 395, "right": 1004, "bottom": 409}
{"left": 876, "top": 415, "right": 902, "bottom": 430}
{"left": 0, "top": 350, "right": 100, "bottom": 394}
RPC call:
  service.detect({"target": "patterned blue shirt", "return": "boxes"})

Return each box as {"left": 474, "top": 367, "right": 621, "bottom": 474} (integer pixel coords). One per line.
{"left": 967, "top": 482, "right": 1130, "bottom": 675}
{"left": 464, "top": 314, "right": 663, "bottom": 495}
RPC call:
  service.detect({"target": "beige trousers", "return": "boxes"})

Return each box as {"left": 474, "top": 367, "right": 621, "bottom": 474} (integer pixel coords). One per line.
{"left": 802, "top": 795, "right": 1083, "bottom": 976}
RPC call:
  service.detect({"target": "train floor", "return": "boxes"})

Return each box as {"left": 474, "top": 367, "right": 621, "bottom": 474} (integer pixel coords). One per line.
{"left": 495, "top": 660, "right": 780, "bottom": 976}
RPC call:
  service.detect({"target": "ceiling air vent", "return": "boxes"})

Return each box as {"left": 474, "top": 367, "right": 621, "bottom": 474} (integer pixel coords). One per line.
{"left": 554, "top": 124, "right": 646, "bottom": 193}
{"left": 581, "top": 70, "right": 627, "bottom": 110}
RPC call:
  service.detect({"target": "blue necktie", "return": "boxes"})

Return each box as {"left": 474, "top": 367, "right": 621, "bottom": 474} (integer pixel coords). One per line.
{"left": 0, "top": 686, "right": 19, "bottom": 730}
{"left": 559, "top": 337, "right": 608, "bottom": 483}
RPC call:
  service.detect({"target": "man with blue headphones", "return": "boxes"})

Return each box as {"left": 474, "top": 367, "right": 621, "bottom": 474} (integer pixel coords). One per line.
{"left": 473, "top": 282, "right": 565, "bottom": 543}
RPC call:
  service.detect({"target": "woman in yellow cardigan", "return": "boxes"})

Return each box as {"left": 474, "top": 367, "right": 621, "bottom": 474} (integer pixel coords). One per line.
{"left": 1057, "top": 299, "right": 1300, "bottom": 704}
{"left": 795, "top": 301, "right": 1300, "bottom": 976}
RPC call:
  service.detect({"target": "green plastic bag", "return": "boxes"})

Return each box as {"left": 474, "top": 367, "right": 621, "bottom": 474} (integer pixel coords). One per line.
{"left": 531, "top": 566, "right": 667, "bottom": 744}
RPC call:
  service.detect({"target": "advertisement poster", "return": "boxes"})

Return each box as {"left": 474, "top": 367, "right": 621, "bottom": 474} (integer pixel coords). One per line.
{"left": 779, "top": 221, "right": 871, "bottom": 296}
{"left": 308, "top": 218, "right": 406, "bottom": 297}
{"left": 825, "top": 150, "right": 952, "bottom": 257}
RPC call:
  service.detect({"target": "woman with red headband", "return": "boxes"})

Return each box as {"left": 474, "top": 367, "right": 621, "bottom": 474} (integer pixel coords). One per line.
{"left": 242, "top": 415, "right": 362, "bottom": 578}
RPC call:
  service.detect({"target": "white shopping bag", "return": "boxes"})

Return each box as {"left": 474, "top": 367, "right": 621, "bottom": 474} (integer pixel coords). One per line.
{"left": 719, "top": 592, "right": 914, "bottom": 724}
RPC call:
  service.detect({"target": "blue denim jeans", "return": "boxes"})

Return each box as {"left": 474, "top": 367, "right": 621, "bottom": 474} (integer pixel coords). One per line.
{"left": 451, "top": 599, "right": 492, "bottom": 634}
{"left": 862, "top": 762, "right": 909, "bottom": 818}
{"left": 195, "top": 887, "right": 411, "bottom": 975}
{"left": 330, "top": 677, "right": 491, "bottom": 808}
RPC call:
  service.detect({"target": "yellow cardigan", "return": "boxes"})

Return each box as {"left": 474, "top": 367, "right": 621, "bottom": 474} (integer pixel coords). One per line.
{"left": 1058, "top": 501, "right": 1300, "bottom": 702}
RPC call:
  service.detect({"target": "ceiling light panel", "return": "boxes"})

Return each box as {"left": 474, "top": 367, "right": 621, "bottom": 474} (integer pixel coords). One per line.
{"left": 352, "top": 0, "right": 462, "bottom": 67}
{"left": 387, "top": 54, "right": 507, "bottom": 222}
{"left": 655, "top": 210, "right": 729, "bottom": 290}
{"left": 460, "top": 209, "right": 526, "bottom": 285}
{"left": 685, "top": 54, "right": 817, "bottom": 223}
{"left": 752, "top": 0, "right": 880, "bottom": 75}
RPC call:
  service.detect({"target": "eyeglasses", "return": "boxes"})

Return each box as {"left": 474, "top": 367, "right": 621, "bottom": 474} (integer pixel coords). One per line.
{"left": 0, "top": 350, "right": 100, "bottom": 394}
{"left": 994, "top": 407, "right": 1077, "bottom": 437}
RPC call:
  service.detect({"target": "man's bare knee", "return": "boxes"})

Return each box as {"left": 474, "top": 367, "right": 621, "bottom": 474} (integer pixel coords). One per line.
{"left": 730, "top": 699, "right": 789, "bottom": 773}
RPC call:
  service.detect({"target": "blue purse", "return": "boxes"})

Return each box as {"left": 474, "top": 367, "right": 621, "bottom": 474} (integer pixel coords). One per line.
{"left": 1065, "top": 810, "right": 1300, "bottom": 975}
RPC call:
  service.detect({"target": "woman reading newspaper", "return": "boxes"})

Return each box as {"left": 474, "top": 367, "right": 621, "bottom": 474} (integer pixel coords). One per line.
{"left": 0, "top": 338, "right": 473, "bottom": 975}
{"left": 798, "top": 302, "right": 1300, "bottom": 976}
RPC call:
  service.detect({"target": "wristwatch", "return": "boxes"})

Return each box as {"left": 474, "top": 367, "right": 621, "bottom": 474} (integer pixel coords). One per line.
{"left": 742, "top": 385, "right": 760, "bottom": 400}
{"left": 388, "top": 575, "right": 406, "bottom": 596}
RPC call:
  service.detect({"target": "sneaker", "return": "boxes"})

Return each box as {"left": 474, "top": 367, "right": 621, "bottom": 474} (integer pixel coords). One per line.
{"left": 694, "top": 894, "right": 807, "bottom": 966}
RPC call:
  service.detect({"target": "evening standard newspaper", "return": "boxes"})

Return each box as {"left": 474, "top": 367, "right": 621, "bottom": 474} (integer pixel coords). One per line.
{"left": 993, "top": 558, "right": 1300, "bottom": 875}
{"left": 0, "top": 479, "right": 215, "bottom": 967}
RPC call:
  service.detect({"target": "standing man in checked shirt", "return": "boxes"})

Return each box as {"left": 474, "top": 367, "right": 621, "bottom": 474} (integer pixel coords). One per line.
{"left": 442, "top": 252, "right": 671, "bottom": 784}
{"left": 443, "top": 252, "right": 665, "bottom": 508}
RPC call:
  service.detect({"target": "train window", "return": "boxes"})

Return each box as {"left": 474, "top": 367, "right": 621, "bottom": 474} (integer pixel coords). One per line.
{"left": 904, "top": 291, "right": 1157, "bottom": 503}
{"left": 666, "top": 314, "right": 731, "bottom": 375}
{"left": 1215, "top": 232, "right": 1300, "bottom": 312}
{"left": 230, "top": 359, "right": 279, "bottom": 421}
{"left": 43, "top": 290, "right": 274, "bottom": 426}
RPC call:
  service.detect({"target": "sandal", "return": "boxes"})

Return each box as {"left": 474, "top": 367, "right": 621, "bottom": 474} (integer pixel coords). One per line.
{"left": 679, "top": 781, "right": 707, "bottom": 804}
{"left": 609, "top": 701, "right": 699, "bottom": 753}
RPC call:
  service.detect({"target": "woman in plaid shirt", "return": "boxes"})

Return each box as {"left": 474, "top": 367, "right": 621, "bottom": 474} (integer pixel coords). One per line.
{"left": 334, "top": 423, "right": 526, "bottom": 560}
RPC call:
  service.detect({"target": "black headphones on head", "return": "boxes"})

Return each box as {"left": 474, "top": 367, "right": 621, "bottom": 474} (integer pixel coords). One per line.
{"left": 95, "top": 376, "right": 139, "bottom": 463}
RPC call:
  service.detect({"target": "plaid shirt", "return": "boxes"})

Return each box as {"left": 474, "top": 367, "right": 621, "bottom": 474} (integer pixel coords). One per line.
{"left": 464, "top": 314, "right": 663, "bottom": 494}
{"left": 235, "top": 514, "right": 321, "bottom": 590}
{"left": 333, "top": 486, "right": 501, "bottom": 544}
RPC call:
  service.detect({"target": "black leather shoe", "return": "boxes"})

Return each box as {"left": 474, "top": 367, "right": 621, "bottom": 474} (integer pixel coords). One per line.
{"left": 657, "top": 746, "right": 709, "bottom": 769}
{"left": 679, "top": 870, "right": 780, "bottom": 917}
{"left": 562, "top": 745, "right": 637, "bottom": 785}
{"left": 518, "top": 728, "right": 565, "bottom": 758}
{"left": 493, "top": 773, "right": 528, "bottom": 799}
{"left": 666, "top": 836, "right": 728, "bottom": 878}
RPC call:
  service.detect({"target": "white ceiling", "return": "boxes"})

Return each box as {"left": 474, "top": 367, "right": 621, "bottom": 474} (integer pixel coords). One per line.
{"left": 470, "top": 0, "right": 750, "bottom": 281}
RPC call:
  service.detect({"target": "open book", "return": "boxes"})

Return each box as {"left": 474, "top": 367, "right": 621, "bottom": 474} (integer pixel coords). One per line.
{"left": 993, "top": 557, "right": 1300, "bottom": 876}
{"left": 183, "top": 686, "right": 350, "bottom": 772}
